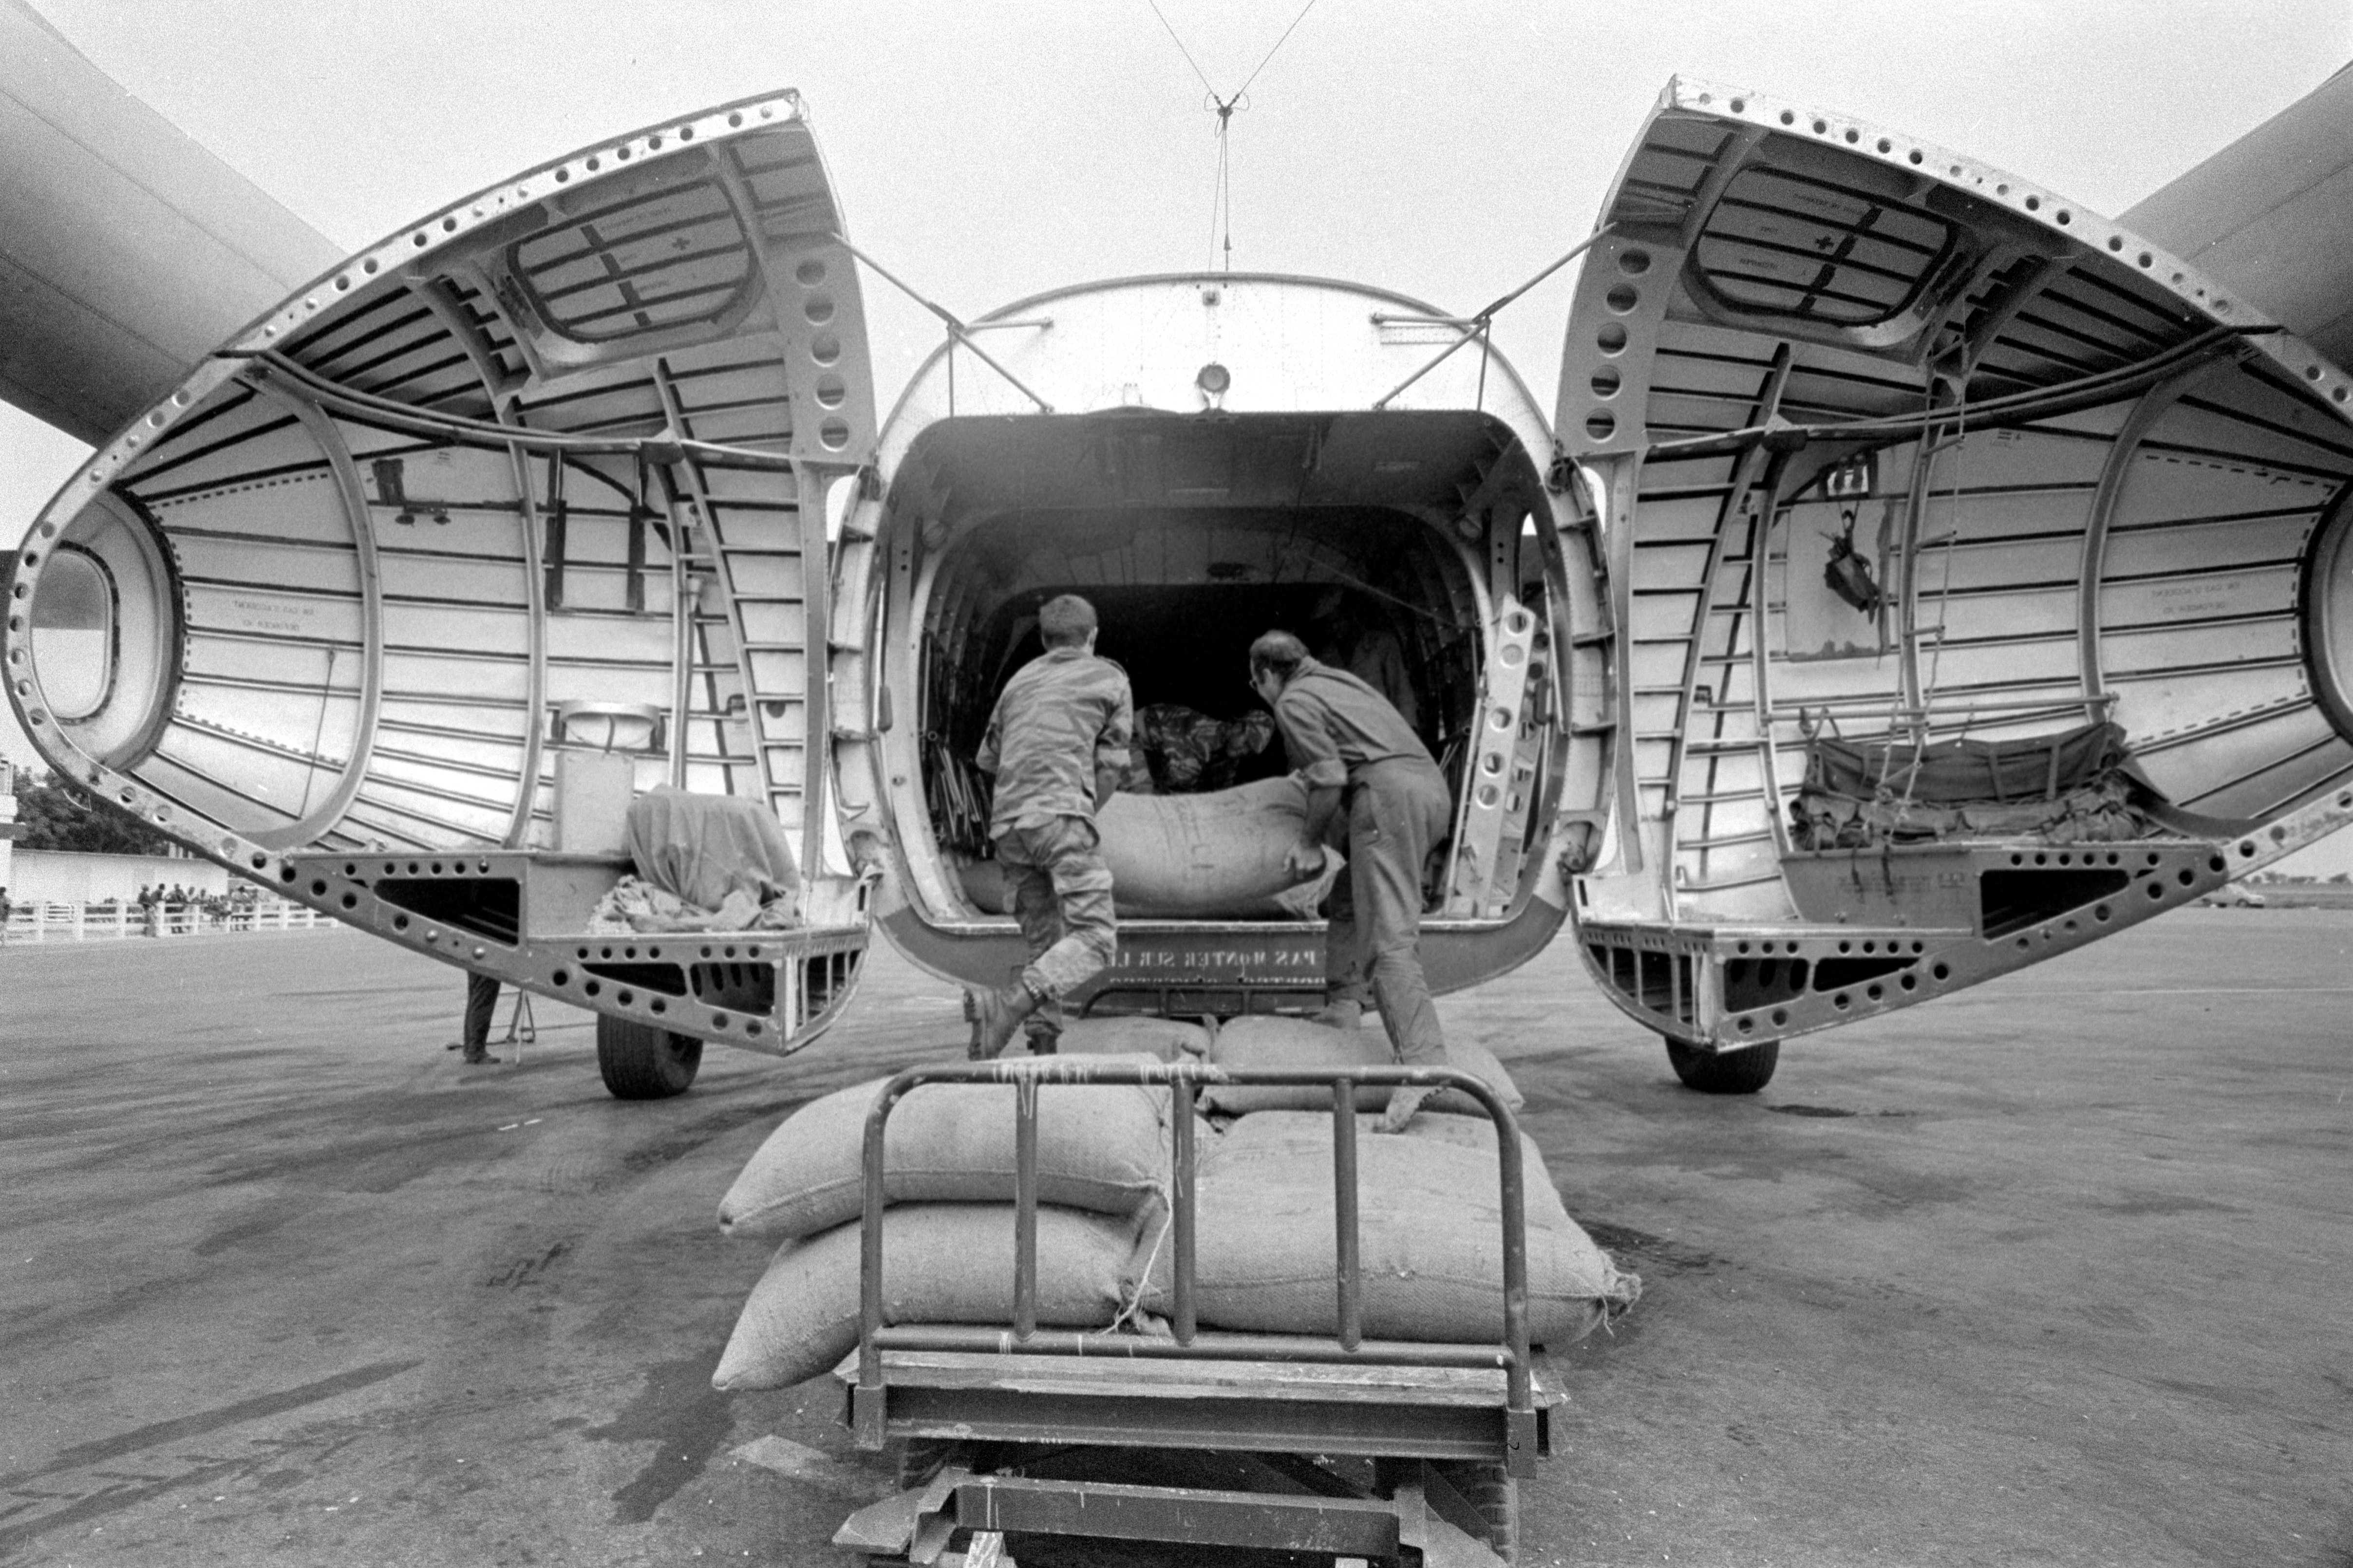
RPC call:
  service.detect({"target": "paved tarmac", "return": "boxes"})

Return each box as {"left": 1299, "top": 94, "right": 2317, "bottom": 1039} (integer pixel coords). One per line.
{"left": 0, "top": 908, "right": 2347, "bottom": 1566}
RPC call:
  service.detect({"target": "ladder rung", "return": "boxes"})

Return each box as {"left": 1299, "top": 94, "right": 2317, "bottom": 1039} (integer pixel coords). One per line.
{"left": 1678, "top": 868, "right": 1785, "bottom": 893}
{"left": 1682, "top": 828, "right": 1777, "bottom": 848}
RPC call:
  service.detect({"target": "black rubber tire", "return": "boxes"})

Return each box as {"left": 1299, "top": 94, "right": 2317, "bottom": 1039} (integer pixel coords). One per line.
{"left": 596, "top": 1015, "right": 702, "bottom": 1099}
{"left": 894, "top": 1437, "right": 961, "bottom": 1491}
{"left": 1432, "top": 1459, "right": 1518, "bottom": 1562}
{"left": 1665, "top": 1036, "right": 1779, "bottom": 1094}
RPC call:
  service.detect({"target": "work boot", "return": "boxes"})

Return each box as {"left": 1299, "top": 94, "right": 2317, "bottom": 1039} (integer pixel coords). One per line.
{"left": 965, "top": 982, "right": 1042, "bottom": 1060}
{"left": 1374, "top": 1084, "right": 1435, "bottom": 1133}
{"left": 1308, "top": 999, "right": 1363, "bottom": 1031}
{"left": 459, "top": 1048, "right": 501, "bottom": 1066}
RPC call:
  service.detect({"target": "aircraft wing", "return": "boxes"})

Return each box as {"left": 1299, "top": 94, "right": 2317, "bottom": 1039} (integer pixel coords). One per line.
{"left": 0, "top": 0, "right": 341, "bottom": 442}
{"left": 2122, "top": 63, "right": 2353, "bottom": 371}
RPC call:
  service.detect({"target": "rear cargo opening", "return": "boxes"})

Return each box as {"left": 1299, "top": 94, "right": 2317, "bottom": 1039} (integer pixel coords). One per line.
{"left": 890, "top": 410, "right": 1549, "bottom": 921}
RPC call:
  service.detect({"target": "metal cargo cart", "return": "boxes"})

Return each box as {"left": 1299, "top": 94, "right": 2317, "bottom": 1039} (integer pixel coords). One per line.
{"left": 828, "top": 1058, "right": 1569, "bottom": 1567}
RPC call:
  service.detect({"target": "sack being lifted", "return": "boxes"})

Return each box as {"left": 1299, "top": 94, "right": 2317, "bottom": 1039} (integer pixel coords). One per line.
{"left": 959, "top": 775, "right": 1341, "bottom": 920}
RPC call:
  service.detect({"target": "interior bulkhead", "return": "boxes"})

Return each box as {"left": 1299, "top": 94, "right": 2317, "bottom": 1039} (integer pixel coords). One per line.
{"left": 901, "top": 414, "right": 1534, "bottom": 897}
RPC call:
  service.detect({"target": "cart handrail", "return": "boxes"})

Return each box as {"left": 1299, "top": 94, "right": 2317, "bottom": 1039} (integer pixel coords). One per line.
{"left": 854, "top": 1059, "right": 1533, "bottom": 1425}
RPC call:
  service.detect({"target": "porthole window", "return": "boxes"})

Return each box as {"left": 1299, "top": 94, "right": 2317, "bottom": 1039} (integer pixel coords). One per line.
{"left": 28, "top": 545, "right": 114, "bottom": 719}
{"left": 2306, "top": 488, "right": 2353, "bottom": 738}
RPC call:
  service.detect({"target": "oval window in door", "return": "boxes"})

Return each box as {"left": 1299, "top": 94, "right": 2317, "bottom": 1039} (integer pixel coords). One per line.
{"left": 2309, "top": 488, "right": 2353, "bottom": 741}
{"left": 28, "top": 545, "right": 114, "bottom": 720}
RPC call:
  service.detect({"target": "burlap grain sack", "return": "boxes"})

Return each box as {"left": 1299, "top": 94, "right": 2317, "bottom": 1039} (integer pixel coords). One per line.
{"left": 1095, "top": 777, "right": 1331, "bottom": 918}
{"left": 1044, "top": 1016, "right": 1211, "bottom": 1060}
{"left": 717, "top": 1058, "right": 1167, "bottom": 1239}
{"left": 714, "top": 1204, "right": 1143, "bottom": 1391}
{"left": 1200, "top": 1016, "right": 1525, "bottom": 1117}
{"left": 1132, "top": 1113, "right": 1636, "bottom": 1344}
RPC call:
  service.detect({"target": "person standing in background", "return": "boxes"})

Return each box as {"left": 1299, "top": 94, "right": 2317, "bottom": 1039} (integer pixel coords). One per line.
{"left": 1312, "top": 587, "right": 1419, "bottom": 735}
{"left": 445, "top": 972, "right": 503, "bottom": 1065}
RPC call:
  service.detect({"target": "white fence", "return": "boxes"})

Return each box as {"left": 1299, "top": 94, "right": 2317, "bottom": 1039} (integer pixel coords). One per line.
{"left": 0, "top": 898, "right": 335, "bottom": 944}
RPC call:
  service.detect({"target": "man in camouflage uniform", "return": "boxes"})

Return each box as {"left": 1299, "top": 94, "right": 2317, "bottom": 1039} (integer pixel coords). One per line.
{"left": 1250, "top": 629, "right": 1451, "bottom": 1130}
{"left": 968, "top": 594, "right": 1135, "bottom": 1058}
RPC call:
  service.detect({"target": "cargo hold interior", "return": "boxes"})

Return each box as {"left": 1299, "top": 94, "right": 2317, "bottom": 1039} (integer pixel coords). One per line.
{"left": 886, "top": 410, "right": 1558, "bottom": 919}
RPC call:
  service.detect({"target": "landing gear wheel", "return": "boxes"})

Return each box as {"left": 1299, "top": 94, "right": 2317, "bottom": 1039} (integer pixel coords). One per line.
{"left": 1665, "top": 1036, "right": 1779, "bottom": 1094}
{"left": 894, "top": 1437, "right": 961, "bottom": 1491}
{"left": 1431, "top": 1459, "right": 1519, "bottom": 1562}
{"left": 596, "top": 1016, "right": 702, "bottom": 1099}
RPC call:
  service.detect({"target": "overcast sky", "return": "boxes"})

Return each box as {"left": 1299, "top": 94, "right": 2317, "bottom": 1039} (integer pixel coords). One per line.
{"left": 7, "top": 0, "right": 2353, "bottom": 859}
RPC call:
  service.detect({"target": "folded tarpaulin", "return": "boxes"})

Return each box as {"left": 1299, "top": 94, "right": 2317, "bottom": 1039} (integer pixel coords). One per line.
{"left": 624, "top": 787, "right": 802, "bottom": 912}
{"left": 1802, "top": 720, "right": 2132, "bottom": 805}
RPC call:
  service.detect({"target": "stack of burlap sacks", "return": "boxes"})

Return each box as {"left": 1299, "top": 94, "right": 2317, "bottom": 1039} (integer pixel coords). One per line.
{"left": 712, "top": 1017, "right": 1640, "bottom": 1391}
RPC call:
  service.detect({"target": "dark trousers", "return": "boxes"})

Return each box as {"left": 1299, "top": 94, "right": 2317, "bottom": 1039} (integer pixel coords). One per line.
{"left": 1323, "top": 756, "right": 1451, "bottom": 1068}
{"left": 462, "top": 972, "right": 501, "bottom": 1054}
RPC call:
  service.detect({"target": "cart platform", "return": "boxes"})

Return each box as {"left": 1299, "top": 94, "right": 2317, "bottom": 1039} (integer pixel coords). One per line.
{"left": 824, "top": 1057, "right": 1574, "bottom": 1566}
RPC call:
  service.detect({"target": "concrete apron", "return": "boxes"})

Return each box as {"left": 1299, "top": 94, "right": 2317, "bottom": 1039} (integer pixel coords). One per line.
{"left": 0, "top": 912, "right": 2344, "bottom": 1565}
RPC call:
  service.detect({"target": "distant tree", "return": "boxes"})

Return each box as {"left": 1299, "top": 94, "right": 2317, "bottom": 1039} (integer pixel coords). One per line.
{"left": 2332, "top": 873, "right": 2351, "bottom": 885}
{"left": 15, "top": 772, "right": 178, "bottom": 857}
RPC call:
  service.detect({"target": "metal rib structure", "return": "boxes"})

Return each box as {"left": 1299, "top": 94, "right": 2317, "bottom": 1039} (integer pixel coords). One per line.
{"left": 1559, "top": 80, "right": 2353, "bottom": 1061}
{"left": 5, "top": 91, "right": 879, "bottom": 1059}
{"left": 10, "top": 75, "right": 2353, "bottom": 1086}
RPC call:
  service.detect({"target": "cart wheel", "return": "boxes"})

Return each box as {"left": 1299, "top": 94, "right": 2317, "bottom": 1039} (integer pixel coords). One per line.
{"left": 895, "top": 1437, "right": 960, "bottom": 1490}
{"left": 596, "top": 1016, "right": 702, "bottom": 1099}
{"left": 1665, "top": 1036, "right": 1778, "bottom": 1094}
{"left": 1432, "top": 1460, "right": 1518, "bottom": 1563}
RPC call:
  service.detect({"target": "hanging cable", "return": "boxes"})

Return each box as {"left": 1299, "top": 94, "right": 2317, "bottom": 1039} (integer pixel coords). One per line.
{"left": 1208, "top": 93, "right": 1240, "bottom": 272}
{"left": 1371, "top": 225, "right": 1616, "bottom": 409}
{"left": 1146, "top": 0, "right": 1219, "bottom": 95}
{"left": 1145, "top": 0, "right": 1321, "bottom": 271}
{"left": 1232, "top": 0, "right": 1320, "bottom": 99}
{"left": 827, "top": 234, "right": 1055, "bottom": 413}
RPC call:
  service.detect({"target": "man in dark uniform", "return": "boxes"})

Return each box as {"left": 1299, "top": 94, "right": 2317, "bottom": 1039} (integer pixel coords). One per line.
{"left": 967, "top": 594, "right": 1135, "bottom": 1059}
{"left": 1312, "top": 587, "right": 1419, "bottom": 734}
{"left": 446, "top": 971, "right": 502, "bottom": 1065}
{"left": 1250, "top": 629, "right": 1450, "bottom": 1130}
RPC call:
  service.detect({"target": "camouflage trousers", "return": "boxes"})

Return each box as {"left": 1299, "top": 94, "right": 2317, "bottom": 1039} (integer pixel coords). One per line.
{"left": 995, "top": 815, "right": 1118, "bottom": 1043}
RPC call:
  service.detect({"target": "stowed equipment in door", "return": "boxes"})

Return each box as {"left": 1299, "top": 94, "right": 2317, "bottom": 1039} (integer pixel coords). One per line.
{"left": 1555, "top": 79, "right": 2353, "bottom": 1087}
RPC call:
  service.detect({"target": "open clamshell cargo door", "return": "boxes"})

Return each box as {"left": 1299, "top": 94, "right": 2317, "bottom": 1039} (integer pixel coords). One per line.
{"left": 3, "top": 92, "right": 881, "bottom": 1065}
{"left": 823, "top": 271, "right": 1612, "bottom": 1016}
{"left": 1557, "top": 79, "right": 2353, "bottom": 1084}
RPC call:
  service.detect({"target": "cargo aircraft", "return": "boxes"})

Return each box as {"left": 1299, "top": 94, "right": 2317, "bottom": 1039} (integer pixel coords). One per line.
{"left": 10, "top": 15, "right": 2353, "bottom": 1097}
